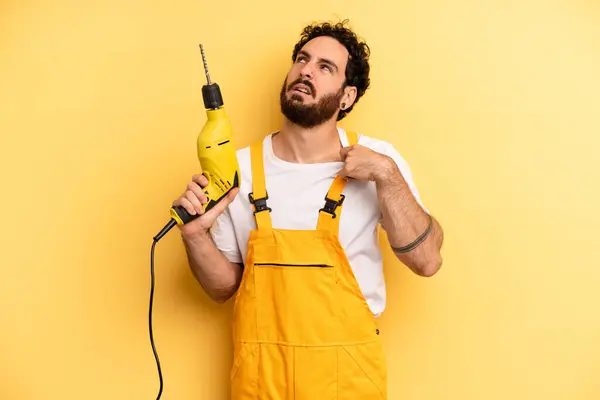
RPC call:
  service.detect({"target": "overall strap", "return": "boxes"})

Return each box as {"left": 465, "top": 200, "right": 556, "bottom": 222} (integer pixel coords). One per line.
{"left": 249, "top": 138, "right": 272, "bottom": 230}
{"left": 316, "top": 130, "right": 359, "bottom": 234}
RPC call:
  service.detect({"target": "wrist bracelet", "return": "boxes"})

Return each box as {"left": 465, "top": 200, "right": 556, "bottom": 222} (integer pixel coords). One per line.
{"left": 391, "top": 214, "right": 433, "bottom": 253}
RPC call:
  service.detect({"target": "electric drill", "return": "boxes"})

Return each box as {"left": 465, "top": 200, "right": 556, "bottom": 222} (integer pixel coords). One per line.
{"left": 149, "top": 44, "right": 240, "bottom": 400}
{"left": 154, "top": 44, "right": 240, "bottom": 242}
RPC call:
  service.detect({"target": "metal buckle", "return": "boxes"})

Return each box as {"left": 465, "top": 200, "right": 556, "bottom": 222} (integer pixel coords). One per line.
{"left": 319, "top": 194, "right": 345, "bottom": 219}
{"left": 248, "top": 192, "right": 271, "bottom": 214}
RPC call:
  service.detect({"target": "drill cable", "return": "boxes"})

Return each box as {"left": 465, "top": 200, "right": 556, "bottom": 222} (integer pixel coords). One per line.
{"left": 149, "top": 239, "right": 164, "bottom": 399}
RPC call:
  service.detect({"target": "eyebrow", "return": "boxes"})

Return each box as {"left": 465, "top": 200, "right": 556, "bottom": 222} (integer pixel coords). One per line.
{"left": 297, "top": 50, "right": 339, "bottom": 72}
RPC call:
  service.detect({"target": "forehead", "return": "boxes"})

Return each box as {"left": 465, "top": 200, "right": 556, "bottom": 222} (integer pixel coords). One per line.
{"left": 298, "top": 36, "right": 349, "bottom": 69}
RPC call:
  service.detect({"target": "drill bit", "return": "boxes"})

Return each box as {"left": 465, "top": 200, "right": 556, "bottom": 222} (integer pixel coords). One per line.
{"left": 199, "top": 44, "right": 211, "bottom": 85}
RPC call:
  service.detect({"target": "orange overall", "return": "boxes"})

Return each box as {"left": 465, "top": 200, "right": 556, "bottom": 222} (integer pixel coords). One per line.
{"left": 230, "top": 131, "right": 387, "bottom": 399}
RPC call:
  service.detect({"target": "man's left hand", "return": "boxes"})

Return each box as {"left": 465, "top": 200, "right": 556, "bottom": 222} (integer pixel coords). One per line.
{"left": 339, "top": 144, "right": 396, "bottom": 182}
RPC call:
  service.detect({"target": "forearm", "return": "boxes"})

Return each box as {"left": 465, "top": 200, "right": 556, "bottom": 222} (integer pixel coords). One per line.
{"left": 375, "top": 157, "right": 444, "bottom": 277}
{"left": 181, "top": 231, "right": 243, "bottom": 302}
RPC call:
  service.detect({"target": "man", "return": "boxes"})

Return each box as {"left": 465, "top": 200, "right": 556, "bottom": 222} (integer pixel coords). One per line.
{"left": 173, "top": 20, "right": 444, "bottom": 399}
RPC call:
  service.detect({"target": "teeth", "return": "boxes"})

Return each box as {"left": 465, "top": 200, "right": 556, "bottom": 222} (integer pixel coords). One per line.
{"left": 295, "top": 87, "right": 309, "bottom": 94}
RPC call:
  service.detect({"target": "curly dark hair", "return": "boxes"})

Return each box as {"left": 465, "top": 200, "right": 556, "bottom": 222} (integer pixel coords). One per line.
{"left": 291, "top": 19, "right": 371, "bottom": 121}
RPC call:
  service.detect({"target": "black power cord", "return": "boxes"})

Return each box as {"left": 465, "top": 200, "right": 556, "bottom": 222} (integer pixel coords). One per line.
{"left": 149, "top": 238, "right": 163, "bottom": 399}
{"left": 149, "top": 219, "right": 177, "bottom": 399}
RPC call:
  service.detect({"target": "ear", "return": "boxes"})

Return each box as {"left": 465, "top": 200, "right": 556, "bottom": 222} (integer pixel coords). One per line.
{"left": 340, "top": 85, "right": 357, "bottom": 110}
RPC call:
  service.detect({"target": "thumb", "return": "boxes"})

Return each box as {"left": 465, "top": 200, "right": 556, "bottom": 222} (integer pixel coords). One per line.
{"left": 221, "top": 187, "right": 240, "bottom": 208}
{"left": 205, "top": 187, "right": 239, "bottom": 219}
{"left": 339, "top": 145, "right": 353, "bottom": 160}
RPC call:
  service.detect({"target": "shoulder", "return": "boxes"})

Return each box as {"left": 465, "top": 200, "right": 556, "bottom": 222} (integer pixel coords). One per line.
{"left": 349, "top": 129, "right": 428, "bottom": 211}
{"left": 233, "top": 134, "right": 270, "bottom": 166}
{"left": 230, "top": 135, "right": 271, "bottom": 195}
{"left": 235, "top": 144, "right": 252, "bottom": 167}
{"left": 352, "top": 130, "right": 413, "bottom": 171}
{"left": 232, "top": 139, "right": 258, "bottom": 180}
{"left": 355, "top": 132, "right": 396, "bottom": 153}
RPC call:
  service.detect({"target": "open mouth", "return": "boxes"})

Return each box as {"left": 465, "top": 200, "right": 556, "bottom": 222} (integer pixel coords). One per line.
{"left": 291, "top": 84, "right": 311, "bottom": 96}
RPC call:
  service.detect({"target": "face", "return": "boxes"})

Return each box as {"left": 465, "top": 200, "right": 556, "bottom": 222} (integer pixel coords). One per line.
{"left": 280, "top": 36, "right": 357, "bottom": 128}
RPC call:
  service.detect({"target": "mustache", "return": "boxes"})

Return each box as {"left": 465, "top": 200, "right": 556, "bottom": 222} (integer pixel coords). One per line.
{"left": 287, "top": 78, "right": 315, "bottom": 97}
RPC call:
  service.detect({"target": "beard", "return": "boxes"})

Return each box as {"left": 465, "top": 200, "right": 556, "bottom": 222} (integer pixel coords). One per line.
{"left": 279, "top": 78, "right": 344, "bottom": 129}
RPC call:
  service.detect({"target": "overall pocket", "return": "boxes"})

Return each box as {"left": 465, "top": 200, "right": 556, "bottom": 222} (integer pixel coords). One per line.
{"left": 253, "top": 260, "right": 341, "bottom": 345}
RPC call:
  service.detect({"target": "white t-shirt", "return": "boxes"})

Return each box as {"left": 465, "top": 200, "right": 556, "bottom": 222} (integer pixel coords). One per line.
{"left": 210, "top": 127, "right": 427, "bottom": 317}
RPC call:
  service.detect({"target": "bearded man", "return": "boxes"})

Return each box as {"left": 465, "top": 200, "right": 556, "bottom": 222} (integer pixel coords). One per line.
{"left": 173, "top": 20, "right": 444, "bottom": 400}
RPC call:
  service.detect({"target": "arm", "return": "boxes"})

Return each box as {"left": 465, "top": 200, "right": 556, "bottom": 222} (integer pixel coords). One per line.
{"left": 339, "top": 143, "right": 444, "bottom": 277}
{"left": 173, "top": 174, "right": 243, "bottom": 303}
{"left": 374, "top": 158, "right": 444, "bottom": 277}
{"left": 181, "top": 230, "right": 243, "bottom": 303}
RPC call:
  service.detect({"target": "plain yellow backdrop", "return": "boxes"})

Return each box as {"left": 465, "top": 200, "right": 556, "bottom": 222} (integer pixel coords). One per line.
{"left": 2, "top": 0, "right": 600, "bottom": 399}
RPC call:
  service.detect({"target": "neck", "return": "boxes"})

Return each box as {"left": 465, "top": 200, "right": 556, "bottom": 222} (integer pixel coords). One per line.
{"left": 272, "top": 118, "right": 342, "bottom": 164}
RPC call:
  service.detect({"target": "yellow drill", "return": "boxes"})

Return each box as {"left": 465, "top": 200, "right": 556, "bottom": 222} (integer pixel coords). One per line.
{"left": 154, "top": 44, "right": 240, "bottom": 242}
{"left": 150, "top": 44, "right": 240, "bottom": 400}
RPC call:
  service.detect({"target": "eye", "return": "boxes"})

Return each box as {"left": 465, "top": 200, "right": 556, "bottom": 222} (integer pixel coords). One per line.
{"left": 320, "top": 64, "right": 332, "bottom": 72}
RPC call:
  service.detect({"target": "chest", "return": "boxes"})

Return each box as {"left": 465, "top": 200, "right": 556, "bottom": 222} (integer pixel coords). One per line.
{"left": 259, "top": 168, "right": 381, "bottom": 234}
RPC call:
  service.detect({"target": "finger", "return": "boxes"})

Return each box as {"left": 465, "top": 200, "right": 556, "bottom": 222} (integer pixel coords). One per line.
{"left": 204, "top": 187, "right": 239, "bottom": 218}
{"left": 219, "top": 187, "right": 239, "bottom": 208}
{"left": 174, "top": 197, "right": 197, "bottom": 216}
{"left": 185, "top": 190, "right": 205, "bottom": 215}
{"left": 225, "top": 187, "right": 240, "bottom": 204}
{"left": 192, "top": 173, "right": 209, "bottom": 188}
{"left": 187, "top": 181, "right": 208, "bottom": 204}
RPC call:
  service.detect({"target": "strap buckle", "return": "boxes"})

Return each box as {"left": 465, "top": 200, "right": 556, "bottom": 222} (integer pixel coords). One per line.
{"left": 319, "top": 194, "right": 345, "bottom": 219}
{"left": 248, "top": 191, "right": 271, "bottom": 214}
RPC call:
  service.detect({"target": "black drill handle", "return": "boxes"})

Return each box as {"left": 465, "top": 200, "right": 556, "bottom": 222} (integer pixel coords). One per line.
{"left": 171, "top": 172, "right": 239, "bottom": 226}
{"left": 171, "top": 198, "right": 220, "bottom": 225}
{"left": 171, "top": 205, "right": 199, "bottom": 224}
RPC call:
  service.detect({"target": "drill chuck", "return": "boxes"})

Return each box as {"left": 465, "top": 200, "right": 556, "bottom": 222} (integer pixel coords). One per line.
{"left": 202, "top": 83, "right": 224, "bottom": 109}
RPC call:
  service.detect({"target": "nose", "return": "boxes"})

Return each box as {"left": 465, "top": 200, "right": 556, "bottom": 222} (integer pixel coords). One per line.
{"left": 299, "top": 61, "right": 314, "bottom": 80}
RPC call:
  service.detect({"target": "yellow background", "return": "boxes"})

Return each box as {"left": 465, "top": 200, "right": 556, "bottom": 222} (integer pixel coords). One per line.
{"left": 2, "top": 0, "right": 599, "bottom": 399}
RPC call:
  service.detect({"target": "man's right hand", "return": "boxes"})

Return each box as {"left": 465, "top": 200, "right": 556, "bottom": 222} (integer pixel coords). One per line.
{"left": 172, "top": 173, "right": 240, "bottom": 238}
